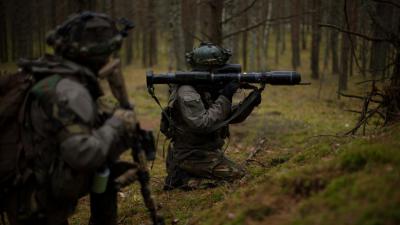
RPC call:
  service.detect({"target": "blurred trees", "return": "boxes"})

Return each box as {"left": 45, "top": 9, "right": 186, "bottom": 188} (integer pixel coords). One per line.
{"left": 0, "top": 0, "right": 398, "bottom": 125}
{"left": 0, "top": 0, "right": 398, "bottom": 93}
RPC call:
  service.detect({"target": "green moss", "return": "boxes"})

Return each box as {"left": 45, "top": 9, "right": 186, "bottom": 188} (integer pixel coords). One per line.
{"left": 338, "top": 140, "right": 400, "bottom": 172}
{"left": 291, "top": 169, "right": 400, "bottom": 225}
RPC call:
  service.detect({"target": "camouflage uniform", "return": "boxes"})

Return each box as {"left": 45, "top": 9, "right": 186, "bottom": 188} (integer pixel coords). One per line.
{"left": 164, "top": 42, "right": 262, "bottom": 189}
{"left": 3, "top": 12, "right": 137, "bottom": 225}
{"left": 164, "top": 85, "right": 245, "bottom": 189}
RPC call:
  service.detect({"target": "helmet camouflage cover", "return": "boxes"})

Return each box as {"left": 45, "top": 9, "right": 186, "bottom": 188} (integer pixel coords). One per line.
{"left": 186, "top": 42, "right": 232, "bottom": 69}
{"left": 46, "top": 11, "right": 133, "bottom": 60}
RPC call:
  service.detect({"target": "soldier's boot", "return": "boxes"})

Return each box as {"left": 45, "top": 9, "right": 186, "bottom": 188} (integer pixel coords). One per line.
{"left": 211, "top": 157, "right": 246, "bottom": 182}
{"left": 183, "top": 178, "right": 219, "bottom": 190}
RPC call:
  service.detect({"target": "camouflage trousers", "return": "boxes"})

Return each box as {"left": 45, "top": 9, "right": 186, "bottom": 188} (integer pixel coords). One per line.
{"left": 164, "top": 146, "right": 245, "bottom": 190}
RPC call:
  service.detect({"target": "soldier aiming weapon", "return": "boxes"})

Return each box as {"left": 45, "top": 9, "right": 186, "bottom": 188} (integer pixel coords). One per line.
{"left": 146, "top": 42, "right": 308, "bottom": 190}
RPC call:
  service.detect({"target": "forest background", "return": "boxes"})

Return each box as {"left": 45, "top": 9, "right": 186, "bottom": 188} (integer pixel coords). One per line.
{"left": 1, "top": 0, "right": 400, "bottom": 224}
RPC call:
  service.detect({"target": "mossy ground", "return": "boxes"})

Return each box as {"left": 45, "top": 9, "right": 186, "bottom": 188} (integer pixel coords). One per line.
{"left": 1, "top": 36, "right": 398, "bottom": 225}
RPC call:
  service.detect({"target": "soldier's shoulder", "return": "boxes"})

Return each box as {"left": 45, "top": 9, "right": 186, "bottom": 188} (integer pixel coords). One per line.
{"left": 54, "top": 77, "right": 90, "bottom": 100}
{"left": 32, "top": 75, "right": 95, "bottom": 123}
{"left": 54, "top": 77, "right": 95, "bottom": 123}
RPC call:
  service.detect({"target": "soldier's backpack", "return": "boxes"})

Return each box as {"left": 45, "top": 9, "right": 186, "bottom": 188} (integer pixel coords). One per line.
{"left": 0, "top": 71, "right": 34, "bottom": 194}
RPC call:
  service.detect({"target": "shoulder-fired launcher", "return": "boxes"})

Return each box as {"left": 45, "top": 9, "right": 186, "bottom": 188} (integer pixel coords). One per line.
{"left": 146, "top": 64, "right": 303, "bottom": 90}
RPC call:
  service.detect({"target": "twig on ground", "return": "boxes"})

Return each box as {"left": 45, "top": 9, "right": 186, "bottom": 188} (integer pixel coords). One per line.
{"left": 338, "top": 92, "right": 382, "bottom": 104}
{"left": 246, "top": 159, "right": 267, "bottom": 168}
{"left": 246, "top": 138, "right": 267, "bottom": 163}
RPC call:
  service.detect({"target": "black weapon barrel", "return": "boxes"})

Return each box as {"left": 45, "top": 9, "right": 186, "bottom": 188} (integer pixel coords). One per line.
{"left": 147, "top": 71, "right": 301, "bottom": 87}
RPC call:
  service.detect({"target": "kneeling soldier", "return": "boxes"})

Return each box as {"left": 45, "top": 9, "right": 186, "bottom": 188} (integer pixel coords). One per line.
{"left": 164, "top": 43, "right": 262, "bottom": 190}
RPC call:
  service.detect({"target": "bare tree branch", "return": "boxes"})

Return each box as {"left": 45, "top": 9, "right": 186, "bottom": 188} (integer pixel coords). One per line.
{"left": 356, "top": 77, "right": 391, "bottom": 85}
{"left": 346, "top": 105, "right": 383, "bottom": 135}
{"left": 221, "top": 0, "right": 258, "bottom": 24}
{"left": 223, "top": 11, "right": 315, "bottom": 40}
{"left": 338, "top": 92, "right": 382, "bottom": 104}
{"left": 371, "top": 0, "right": 400, "bottom": 9}
{"left": 181, "top": 26, "right": 205, "bottom": 43}
{"left": 319, "top": 23, "right": 391, "bottom": 42}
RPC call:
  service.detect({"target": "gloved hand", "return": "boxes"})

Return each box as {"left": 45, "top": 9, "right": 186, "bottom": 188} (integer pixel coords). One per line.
{"left": 113, "top": 109, "right": 137, "bottom": 135}
{"left": 220, "top": 80, "right": 240, "bottom": 101}
{"left": 111, "top": 161, "right": 138, "bottom": 190}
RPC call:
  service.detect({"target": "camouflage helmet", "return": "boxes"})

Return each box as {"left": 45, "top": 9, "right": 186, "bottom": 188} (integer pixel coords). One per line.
{"left": 46, "top": 11, "right": 133, "bottom": 60}
{"left": 186, "top": 42, "right": 232, "bottom": 69}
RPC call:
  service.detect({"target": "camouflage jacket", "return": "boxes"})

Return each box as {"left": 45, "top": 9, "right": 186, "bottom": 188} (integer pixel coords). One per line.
{"left": 20, "top": 55, "right": 128, "bottom": 202}
{"left": 169, "top": 85, "right": 232, "bottom": 161}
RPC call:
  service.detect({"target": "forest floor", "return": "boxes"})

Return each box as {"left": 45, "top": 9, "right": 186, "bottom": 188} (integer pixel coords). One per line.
{"left": 1, "top": 52, "right": 399, "bottom": 225}
{"left": 74, "top": 63, "right": 399, "bottom": 225}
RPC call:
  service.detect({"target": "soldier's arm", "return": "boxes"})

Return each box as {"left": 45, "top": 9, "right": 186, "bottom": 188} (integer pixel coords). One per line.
{"left": 177, "top": 85, "right": 231, "bottom": 132}
{"left": 230, "top": 89, "right": 262, "bottom": 124}
{"left": 47, "top": 78, "right": 127, "bottom": 171}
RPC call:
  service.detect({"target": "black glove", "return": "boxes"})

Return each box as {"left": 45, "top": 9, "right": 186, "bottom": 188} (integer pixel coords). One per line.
{"left": 220, "top": 81, "right": 240, "bottom": 101}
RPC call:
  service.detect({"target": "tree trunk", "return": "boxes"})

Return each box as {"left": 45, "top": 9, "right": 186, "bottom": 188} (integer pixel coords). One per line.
{"left": 323, "top": 30, "right": 330, "bottom": 70}
{"left": 148, "top": 0, "right": 158, "bottom": 66}
{"left": 330, "top": 30, "right": 340, "bottom": 75}
{"left": 241, "top": 0, "right": 249, "bottom": 71}
{"left": 310, "top": 0, "right": 321, "bottom": 79}
{"left": 301, "top": 0, "right": 307, "bottom": 50}
{"left": 273, "top": 0, "right": 282, "bottom": 65}
{"left": 370, "top": 2, "right": 393, "bottom": 78}
{"left": 261, "top": 0, "right": 272, "bottom": 70}
{"left": 0, "top": 0, "right": 7, "bottom": 62}
{"left": 225, "top": 0, "right": 240, "bottom": 62}
{"left": 339, "top": 33, "right": 350, "bottom": 93}
{"left": 124, "top": 0, "right": 134, "bottom": 65}
{"left": 198, "top": 0, "right": 223, "bottom": 45}
{"left": 386, "top": 51, "right": 400, "bottom": 122}
{"left": 181, "top": 0, "right": 197, "bottom": 53}
{"left": 339, "top": 25, "right": 352, "bottom": 93}
{"left": 170, "top": 0, "right": 185, "bottom": 70}
{"left": 328, "top": 0, "right": 340, "bottom": 75}
{"left": 13, "top": 0, "right": 33, "bottom": 59}
{"left": 139, "top": 0, "right": 149, "bottom": 67}
{"left": 384, "top": 4, "right": 399, "bottom": 122}
{"left": 291, "top": 0, "right": 301, "bottom": 69}
{"left": 347, "top": 0, "right": 358, "bottom": 77}
{"left": 242, "top": 32, "right": 248, "bottom": 71}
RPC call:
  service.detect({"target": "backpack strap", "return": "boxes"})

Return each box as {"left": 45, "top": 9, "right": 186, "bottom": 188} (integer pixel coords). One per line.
{"left": 148, "top": 85, "right": 178, "bottom": 133}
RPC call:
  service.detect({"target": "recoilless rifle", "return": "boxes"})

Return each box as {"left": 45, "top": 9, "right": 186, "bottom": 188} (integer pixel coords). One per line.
{"left": 146, "top": 64, "right": 308, "bottom": 91}
{"left": 146, "top": 64, "right": 309, "bottom": 133}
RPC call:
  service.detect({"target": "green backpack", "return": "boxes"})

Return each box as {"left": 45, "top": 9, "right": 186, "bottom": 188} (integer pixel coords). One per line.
{"left": 0, "top": 71, "right": 34, "bottom": 194}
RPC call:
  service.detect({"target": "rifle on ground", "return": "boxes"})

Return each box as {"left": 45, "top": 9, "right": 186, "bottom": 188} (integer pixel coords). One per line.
{"left": 100, "top": 58, "right": 164, "bottom": 225}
